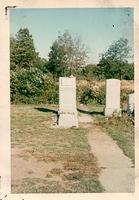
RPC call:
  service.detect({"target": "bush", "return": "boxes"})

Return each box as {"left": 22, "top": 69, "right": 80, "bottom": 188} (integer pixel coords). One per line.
{"left": 94, "top": 87, "right": 105, "bottom": 105}
{"left": 77, "top": 85, "right": 105, "bottom": 105}
{"left": 78, "top": 87, "right": 94, "bottom": 104}
{"left": 40, "top": 73, "right": 59, "bottom": 104}
{"left": 11, "top": 68, "right": 133, "bottom": 107}
{"left": 11, "top": 68, "right": 58, "bottom": 104}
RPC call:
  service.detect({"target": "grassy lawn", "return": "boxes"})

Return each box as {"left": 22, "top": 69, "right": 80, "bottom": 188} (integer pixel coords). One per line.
{"left": 11, "top": 104, "right": 104, "bottom": 193}
{"left": 86, "top": 104, "right": 134, "bottom": 163}
{"left": 97, "top": 114, "right": 134, "bottom": 163}
{"left": 11, "top": 104, "right": 134, "bottom": 193}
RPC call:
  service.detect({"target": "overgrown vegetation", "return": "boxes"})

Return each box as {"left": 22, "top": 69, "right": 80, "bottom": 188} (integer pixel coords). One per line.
{"left": 77, "top": 80, "right": 133, "bottom": 107}
{"left": 77, "top": 85, "right": 105, "bottom": 105}
{"left": 11, "top": 69, "right": 58, "bottom": 104}
{"left": 94, "top": 38, "right": 134, "bottom": 80}
{"left": 10, "top": 28, "right": 134, "bottom": 104}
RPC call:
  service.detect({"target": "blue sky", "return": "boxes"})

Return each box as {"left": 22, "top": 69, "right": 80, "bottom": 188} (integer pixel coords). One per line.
{"left": 10, "top": 8, "right": 133, "bottom": 64}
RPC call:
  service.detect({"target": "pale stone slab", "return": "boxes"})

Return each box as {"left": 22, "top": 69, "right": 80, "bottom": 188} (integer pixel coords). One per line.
{"left": 58, "top": 112, "right": 78, "bottom": 128}
{"left": 58, "top": 77, "right": 78, "bottom": 128}
{"left": 127, "top": 93, "right": 134, "bottom": 115}
{"left": 105, "top": 79, "right": 121, "bottom": 117}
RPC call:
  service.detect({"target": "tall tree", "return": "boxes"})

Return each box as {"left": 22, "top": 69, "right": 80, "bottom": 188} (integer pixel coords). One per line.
{"left": 10, "top": 36, "right": 17, "bottom": 70}
{"left": 103, "top": 38, "right": 131, "bottom": 61}
{"left": 47, "top": 31, "right": 88, "bottom": 77}
{"left": 10, "top": 28, "right": 48, "bottom": 103}
{"left": 95, "top": 38, "right": 133, "bottom": 80}
{"left": 10, "top": 28, "right": 41, "bottom": 70}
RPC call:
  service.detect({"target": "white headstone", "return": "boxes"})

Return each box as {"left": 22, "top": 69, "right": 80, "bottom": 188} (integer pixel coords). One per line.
{"left": 105, "top": 79, "right": 121, "bottom": 117}
{"left": 58, "top": 76, "right": 78, "bottom": 128}
{"left": 127, "top": 93, "right": 134, "bottom": 115}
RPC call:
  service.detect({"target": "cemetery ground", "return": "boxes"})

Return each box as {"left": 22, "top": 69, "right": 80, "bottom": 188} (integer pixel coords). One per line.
{"left": 11, "top": 103, "right": 134, "bottom": 193}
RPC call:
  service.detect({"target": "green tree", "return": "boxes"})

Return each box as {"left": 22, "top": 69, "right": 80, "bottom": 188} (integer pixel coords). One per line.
{"left": 103, "top": 38, "right": 131, "bottom": 61}
{"left": 10, "top": 36, "right": 17, "bottom": 70}
{"left": 47, "top": 31, "right": 88, "bottom": 77}
{"left": 95, "top": 38, "right": 133, "bottom": 80}
{"left": 10, "top": 28, "right": 41, "bottom": 70}
{"left": 10, "top": 28, "right": 52, "bottom": 103}
{"left": 81, "top": 64, "right": 97, "bottom": 80}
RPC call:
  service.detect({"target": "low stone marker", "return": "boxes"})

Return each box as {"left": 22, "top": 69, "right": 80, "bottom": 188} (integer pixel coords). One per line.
{"left": 127, "top": 93, "right": 134, "bottom": 115}
{"left": 105, "top": 79, "right": 121, "bottom": 117}
{"left": 58, "top": 76, "right": 78, "bottom": 128}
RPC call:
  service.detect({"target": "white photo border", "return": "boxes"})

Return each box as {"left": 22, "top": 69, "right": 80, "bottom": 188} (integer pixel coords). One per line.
{"left": 0, "top": 0, "right": 139, "bottom": 199}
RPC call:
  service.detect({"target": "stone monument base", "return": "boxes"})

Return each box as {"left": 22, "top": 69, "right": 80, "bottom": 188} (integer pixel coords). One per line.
{"left": 104, "top": 108, "right": 121, "bottom": 117}
{"left": 58, "top": 111, "right": 78, "bottom": 128}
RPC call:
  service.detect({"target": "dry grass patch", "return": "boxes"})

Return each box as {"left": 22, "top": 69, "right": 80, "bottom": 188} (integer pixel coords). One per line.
{"left": 11, "top": 104, "right": 104, "bottom": 193}
{"left": 77, "top": 80, "right": 134, "bottom": 91}
{"left": 50, "top": 168, "right": 63, "bottom": 175}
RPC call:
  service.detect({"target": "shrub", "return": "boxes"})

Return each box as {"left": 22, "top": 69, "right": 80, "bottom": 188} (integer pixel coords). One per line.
{"left": 93, "top": 87, "right": 105, "bottom": 105}
{"left": 11, "top": 68, "right": 58, "bottom": 104}
{"left": 78, "top": 86, "right": 94, "bottom": 104}
{"left": 40, "top": 73, "right": 59, "bottom": 104}
{"left": 77, "top": 85, "right": 105, "bottom": 105}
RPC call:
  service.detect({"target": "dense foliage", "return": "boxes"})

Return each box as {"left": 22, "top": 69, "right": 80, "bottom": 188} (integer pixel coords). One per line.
{"left": 77, "top": 85, "right": 105, "bottom": 105}
{"left": 10, "top": 28, "right": 42, "bottom": 70}
{"left": 94, "top": 38, "right": 134, "bottom": 80}
{"left": 10, "top": 28, "right": 134, "bottom": 104}
{"left": 10, "top": 28, "right": 58, "bottom": 104}
{"left": 47, "top": 31, "right": 88, "bottom": 78}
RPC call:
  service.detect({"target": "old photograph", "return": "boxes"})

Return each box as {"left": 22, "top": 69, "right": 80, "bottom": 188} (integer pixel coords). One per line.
{"left": 10, "top": 8, "right": 134, "bottom": 193}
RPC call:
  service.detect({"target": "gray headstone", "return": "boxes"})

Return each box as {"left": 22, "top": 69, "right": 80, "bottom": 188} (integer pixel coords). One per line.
{"left": 58, "top": 76, "right": 78, "bottom": 128}
{"left": 127, "top": 93, "right": 134, "bottom": 115}
{"left": 105, "top": 79, "right": 121, "bottom": 117}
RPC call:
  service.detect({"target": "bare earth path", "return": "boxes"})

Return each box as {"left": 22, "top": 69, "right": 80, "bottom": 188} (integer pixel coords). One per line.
{"left": 78, "top": 109, "right": 134, "bottom": 193}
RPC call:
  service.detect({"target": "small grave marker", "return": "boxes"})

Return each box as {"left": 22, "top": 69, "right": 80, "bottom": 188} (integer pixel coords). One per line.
{"left": 127, "top": 93, "right": 134, "bottom": 115}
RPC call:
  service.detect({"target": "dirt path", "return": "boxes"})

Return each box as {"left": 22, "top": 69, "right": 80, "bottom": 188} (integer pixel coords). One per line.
{"left": 79, "top": 110, "right": 134, "bottom": 192}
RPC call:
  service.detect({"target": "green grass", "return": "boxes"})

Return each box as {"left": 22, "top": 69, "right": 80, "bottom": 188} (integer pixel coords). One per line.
{"left": 12, "top": 177, "right": 104, "bottom": 193}
{"left": 11, "top": 104, "right": 104, "bottom": 193}
{"left": 95, "top": 111, "right": 134, "bottom": 163}
{"left": 11, "top": 104, "right": 134, "bottom": 193}
{"left": 83, "top": 104, "right": 134, "bottom": 162}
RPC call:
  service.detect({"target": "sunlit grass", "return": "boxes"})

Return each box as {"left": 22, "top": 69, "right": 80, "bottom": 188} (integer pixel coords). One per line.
{"left": 11, "top": 104, "right": 104, "bottom": 193}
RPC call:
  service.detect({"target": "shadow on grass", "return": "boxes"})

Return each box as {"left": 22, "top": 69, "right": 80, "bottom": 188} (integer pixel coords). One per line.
{"left": 35, "top": 107, "right": 104, "bottom": 116}
{"left": 77, "top": 108, "right": 104, "bottom": 116}
{"left": 35, "top": 107, "right": 58, "bottom": 114}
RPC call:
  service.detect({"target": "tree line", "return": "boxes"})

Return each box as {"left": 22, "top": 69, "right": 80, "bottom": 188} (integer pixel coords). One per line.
{"left": 10, "top": 28, "right": 134, "bottom": 103}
